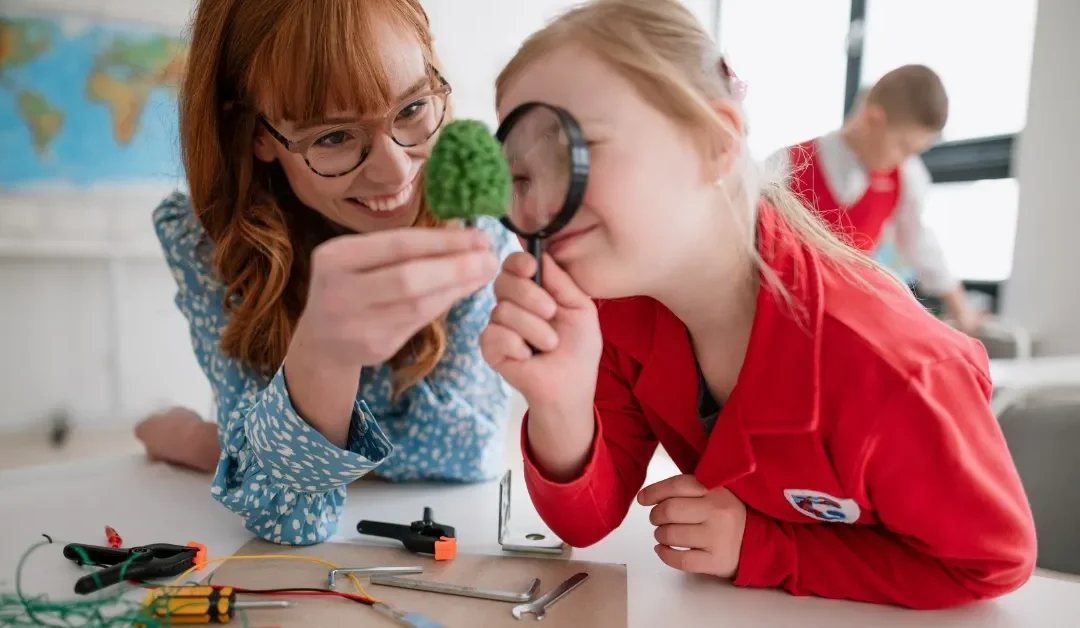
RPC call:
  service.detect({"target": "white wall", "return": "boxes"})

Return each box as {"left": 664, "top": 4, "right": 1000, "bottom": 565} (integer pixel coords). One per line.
{"left": 0, "top": 0, "right": 718, "bottom": 434}
{"left": 1, "top": 0, "right": 208, "bottom": 433}
{"left": 426, "top": 0, "right": 718, "bottom": 127}
{"left": 1002, "top": 0, "right": 1080, "bottom": 355}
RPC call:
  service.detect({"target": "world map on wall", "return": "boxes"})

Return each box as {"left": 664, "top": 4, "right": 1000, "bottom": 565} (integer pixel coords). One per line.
{"left": 0, "top": 14, "right": 188, "bottom": 188}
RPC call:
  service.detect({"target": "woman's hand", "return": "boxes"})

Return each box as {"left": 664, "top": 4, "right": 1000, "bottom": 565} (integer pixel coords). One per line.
{"left": 480, "top": 252, "right": 602, "bottom": 480}
{"left": 285, "top": 227, "right": 498, "bottom": 447}
{"left": 297, "top": 227, "right": 498, "bottom": 368}
{"left": 638, "top": 474, "right": 747, "bottom": 579}
{"left": 134, "top": 407, "right": 220, "bottom": 473}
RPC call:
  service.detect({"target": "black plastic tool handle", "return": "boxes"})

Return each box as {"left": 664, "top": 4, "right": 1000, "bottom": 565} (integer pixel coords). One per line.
{"left": 400, "top": 535, "right": 439, "bottom": 555}
{"left": 72, "top": 565, "right": 130, "bottom": 594}
{"left": 63, "top": 543, "right": 135, "bottom": 566}
{"left": 357, "top": 520, "right": 413, "bottom": 541}
{"left": 64, "top": 543, "right": 149, "bottom": 594}
{"left": 63, "top": 543, "right": 197, "bottom": 595}
{"left": 72, "top": 556, "right": 152, "bottom": 594}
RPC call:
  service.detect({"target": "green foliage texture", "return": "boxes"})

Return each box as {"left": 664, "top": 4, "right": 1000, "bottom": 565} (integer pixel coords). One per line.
{"left": 425, "top": 119, "right": 511, "bottom": 220}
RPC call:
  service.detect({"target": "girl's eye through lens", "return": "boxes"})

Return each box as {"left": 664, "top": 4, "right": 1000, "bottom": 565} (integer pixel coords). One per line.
{"left": 511, "top": 174, "right": 544, "bottom": 232}
{"left": 498, "top": 105, "right": 578, "bottom": 236}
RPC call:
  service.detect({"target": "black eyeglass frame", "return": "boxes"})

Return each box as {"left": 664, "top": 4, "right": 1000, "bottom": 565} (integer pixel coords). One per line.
{"left": 230, "top": 70, "right": 452, "bottom": 178}
{"left": 494, "top": 101, "right": 591, "bottom": 289}
{"left": 494, "top": 101, "right": 590, "bottom": 240}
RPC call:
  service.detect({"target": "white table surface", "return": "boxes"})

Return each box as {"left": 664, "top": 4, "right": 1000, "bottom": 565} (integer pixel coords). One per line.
{"left": 990, "top": 354, "right": 1080, "bottom": 390}
{"left": 2, "top": 454, "right": 1079, "bottom": 627}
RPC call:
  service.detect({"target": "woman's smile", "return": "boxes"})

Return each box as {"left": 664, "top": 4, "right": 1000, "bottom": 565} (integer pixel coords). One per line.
{"left": 345, "top": 177, "right": 418, "bottom": 219}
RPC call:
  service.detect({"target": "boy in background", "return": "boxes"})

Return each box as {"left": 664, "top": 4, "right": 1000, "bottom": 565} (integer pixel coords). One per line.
{"left": 769, "top": 64, "right": 986, "bottom": 334}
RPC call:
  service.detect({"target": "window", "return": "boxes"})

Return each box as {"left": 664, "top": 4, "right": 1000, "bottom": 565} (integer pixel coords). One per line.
{"left": 921, "top": 178, "right": 1018, "bottom": 283}
{"left": 716, "top": 0, "right": 1034, "bottom": 300}
{"left": 876, "top": 178, "right": 1019, "bottom": 284}
{"left": 859, "top": 0, "right": 1038, "bottom": 142}
{"left": 846, "top": 0, "right": 1036, "bottom": 297}
{"left": 717, "top": 0, "right": 852, "bottom": 159}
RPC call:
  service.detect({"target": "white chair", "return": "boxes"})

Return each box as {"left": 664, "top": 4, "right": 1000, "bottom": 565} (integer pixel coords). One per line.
{"left": 976, "top": 320, "right": 1034, "bottom": 360}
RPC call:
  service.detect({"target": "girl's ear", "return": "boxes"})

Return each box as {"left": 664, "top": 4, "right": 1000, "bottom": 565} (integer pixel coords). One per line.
{"left": 253, "top": 127, "right": 278, "bottom": 163}
{"left": 705, "top": 98, "right": 745, "bottom": 182}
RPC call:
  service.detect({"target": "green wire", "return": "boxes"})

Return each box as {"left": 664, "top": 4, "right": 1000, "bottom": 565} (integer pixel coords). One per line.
{"left": 0, "top": 538, "right": 250, "bottom": 627}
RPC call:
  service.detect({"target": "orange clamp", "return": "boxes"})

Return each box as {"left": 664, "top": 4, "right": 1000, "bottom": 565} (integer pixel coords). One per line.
{"left": 186, "top": 541, "right": 208, "bottom": 570}
{"left": 434, "top": 536, "right": 457, "bottom": 561}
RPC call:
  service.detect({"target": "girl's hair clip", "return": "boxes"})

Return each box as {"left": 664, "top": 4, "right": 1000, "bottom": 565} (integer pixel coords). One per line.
{"left": 718, "top": 56, "right": 747, "bottom": 102}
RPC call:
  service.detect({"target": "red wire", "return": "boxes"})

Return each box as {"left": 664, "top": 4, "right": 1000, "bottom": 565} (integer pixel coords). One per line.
{"left": 237, "top": 589, "right": 374, "bottom": 604}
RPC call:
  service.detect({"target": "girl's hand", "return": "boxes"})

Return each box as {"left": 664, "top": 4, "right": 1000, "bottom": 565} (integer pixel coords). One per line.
{"left": 480, "top": 252, "right": 602, "bottom": 414}
{"left": 638, "top": 474, "right": 747, "bottom": 579}
{"left": 296, "top": 227, "right": 498, "bottom": 370}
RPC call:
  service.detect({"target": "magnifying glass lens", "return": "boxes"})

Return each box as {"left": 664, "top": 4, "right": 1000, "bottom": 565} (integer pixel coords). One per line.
{"left": 502, "top": 107, "right": 572, "bottom": 235}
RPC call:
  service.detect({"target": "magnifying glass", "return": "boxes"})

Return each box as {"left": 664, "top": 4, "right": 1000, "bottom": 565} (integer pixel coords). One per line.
{"left": 495, "top": 102, "right": 590, "bottom": 287}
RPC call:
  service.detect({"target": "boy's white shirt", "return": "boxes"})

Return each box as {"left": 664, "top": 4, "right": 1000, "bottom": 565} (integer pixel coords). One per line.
{"left": 765, "top": 130, "right": 958, "bottom": 296}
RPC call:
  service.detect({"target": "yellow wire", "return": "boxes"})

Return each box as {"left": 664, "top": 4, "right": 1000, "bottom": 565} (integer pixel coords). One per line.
{"left": 143, "top": 553, "right": 379, "bottom": 606}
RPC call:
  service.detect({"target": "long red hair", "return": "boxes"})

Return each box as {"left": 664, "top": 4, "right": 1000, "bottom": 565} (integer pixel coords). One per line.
{"left": 180, "top": 0, "right": 448, "bottom": 396}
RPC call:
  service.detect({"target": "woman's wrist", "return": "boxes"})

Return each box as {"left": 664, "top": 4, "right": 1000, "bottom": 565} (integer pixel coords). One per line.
{"left": 283, "top": 318, "right": 364, "bottom": 448}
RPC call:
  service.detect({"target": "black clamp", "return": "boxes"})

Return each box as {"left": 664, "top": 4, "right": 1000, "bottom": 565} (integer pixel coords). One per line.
{"left": 63, "top": 542, "right": 202, "bottom": 594}
{"left": 357, "top": 507, "right": 457, "bottom": 560}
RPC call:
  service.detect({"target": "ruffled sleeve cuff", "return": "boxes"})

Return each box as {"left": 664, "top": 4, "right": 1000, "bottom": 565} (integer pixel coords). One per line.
{"left": 244, "top": 368, "right": 394, "bottom": 493}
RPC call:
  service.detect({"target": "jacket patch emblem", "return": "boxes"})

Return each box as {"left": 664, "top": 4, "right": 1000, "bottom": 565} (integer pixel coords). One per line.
{"left": 783, "top": 488, "right": 861, "bottom": 523}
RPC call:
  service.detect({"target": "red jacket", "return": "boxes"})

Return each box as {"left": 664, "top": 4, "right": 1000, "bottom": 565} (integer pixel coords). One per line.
{"left": 788, "top": 139, "right": 900, "bottom": 252}
{"left": 521, "top": 204, "right": 1036, "bottom": 609}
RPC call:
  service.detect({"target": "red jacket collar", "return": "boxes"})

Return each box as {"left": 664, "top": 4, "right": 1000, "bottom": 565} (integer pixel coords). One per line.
{"left": 628, "top": 201, "right": 825, "bottom": 446}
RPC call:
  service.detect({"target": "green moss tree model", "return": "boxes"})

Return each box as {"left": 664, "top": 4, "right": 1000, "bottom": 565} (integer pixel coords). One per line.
{"left": 425, "top": 119, "right": 511, "bottom": 225}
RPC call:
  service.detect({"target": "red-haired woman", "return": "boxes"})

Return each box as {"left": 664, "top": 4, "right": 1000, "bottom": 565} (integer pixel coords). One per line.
{"left": 135, "top": 0, "right": 514, "bottom": 545}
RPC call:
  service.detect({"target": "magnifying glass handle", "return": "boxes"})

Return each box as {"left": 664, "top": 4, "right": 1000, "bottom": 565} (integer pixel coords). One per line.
{"left": 529, "top": 238, "right": 544, "bottom": 287}
{"left": 526, "top": 238, "right": 544, "bottom": 355}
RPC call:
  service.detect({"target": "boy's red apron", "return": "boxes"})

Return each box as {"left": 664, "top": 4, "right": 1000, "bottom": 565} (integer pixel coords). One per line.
{"left": 787, "top": 139, "right": 901, "bottom": 252}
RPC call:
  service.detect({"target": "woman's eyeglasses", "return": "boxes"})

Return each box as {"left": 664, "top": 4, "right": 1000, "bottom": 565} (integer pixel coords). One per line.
{"left": 241, "top": 74, "right": 451, "bottom": 178}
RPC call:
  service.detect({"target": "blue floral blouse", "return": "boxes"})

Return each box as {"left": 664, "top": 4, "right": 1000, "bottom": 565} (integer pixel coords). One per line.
{"left": 153, "top": 192, "right": 516, "bottom": 545}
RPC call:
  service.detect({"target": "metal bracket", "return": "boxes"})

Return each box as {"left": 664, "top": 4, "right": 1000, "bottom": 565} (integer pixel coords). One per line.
{"left": 498, "top": 470, "right": 566, "bottom": 554}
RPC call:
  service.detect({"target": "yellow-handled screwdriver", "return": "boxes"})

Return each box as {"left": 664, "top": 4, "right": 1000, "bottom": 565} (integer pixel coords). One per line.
{"left": 140, "top": 585, "right": 294, "bottom": 624}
